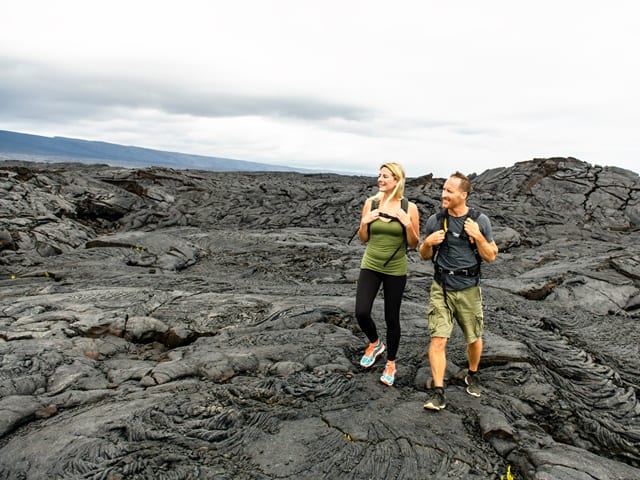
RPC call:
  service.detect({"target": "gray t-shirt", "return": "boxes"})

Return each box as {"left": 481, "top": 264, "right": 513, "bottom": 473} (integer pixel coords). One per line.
{"left": 425, "top": 210, "right": 494, "bottom": 291}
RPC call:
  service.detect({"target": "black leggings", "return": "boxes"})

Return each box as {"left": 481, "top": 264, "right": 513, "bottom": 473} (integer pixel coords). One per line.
{"left": 355, "top": 268, "right": 407, "bottom": 361}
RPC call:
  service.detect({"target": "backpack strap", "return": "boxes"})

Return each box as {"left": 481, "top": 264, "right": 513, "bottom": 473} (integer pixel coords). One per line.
{"left": 400, "top": 197, "right": 410, "bottom": 252}
{"left": 432, "top": 206, "right": 483, "bottom": 311}
{"left": 347, "top": 198, "right": 378, "bottom": 245}
{"left": 369, "top": 198, "right": 408, "bottom": 241}
{"left": 432, "top": 207, "right": 482, "bottom": 271}
{"left": 381, "top": 197, "right": 412, "bottom": 266}
{"left": 466, "top": 208, "right": 482, "bottom": 266}
{"left": 348, "top": 198, "right": 412, "bottom": 261}
{"left": 431, "top": 208, "right": 448, "bottom": 263}
{"left": 368, "top": 199, "right": 379, "bottom": 238}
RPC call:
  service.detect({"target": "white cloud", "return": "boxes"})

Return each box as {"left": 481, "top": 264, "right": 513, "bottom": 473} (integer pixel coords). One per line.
{"left": 1, "top": 0, "right": 639, "bottom": 177}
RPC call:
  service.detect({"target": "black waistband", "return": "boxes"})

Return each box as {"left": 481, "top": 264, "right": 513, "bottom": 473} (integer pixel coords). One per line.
{"left": 434, "top": 264, "right": 480, "bottom": 277}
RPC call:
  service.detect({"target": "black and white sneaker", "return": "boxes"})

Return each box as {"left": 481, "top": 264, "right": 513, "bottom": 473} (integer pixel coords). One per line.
{"left": 465, "top": 374, "right": 481, "bottom": 397}
{"left": 423, "top": 389, "right": 446, "bottom": 410}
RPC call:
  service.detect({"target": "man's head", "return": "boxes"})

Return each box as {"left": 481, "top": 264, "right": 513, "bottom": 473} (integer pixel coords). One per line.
{"left": 442, "top": 171, "right": 471, "bottom": 211}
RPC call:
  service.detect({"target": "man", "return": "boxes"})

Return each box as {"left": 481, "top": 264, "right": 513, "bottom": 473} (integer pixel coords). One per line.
{"left": 419, "top": 172, "right": 498, "bottom": 410}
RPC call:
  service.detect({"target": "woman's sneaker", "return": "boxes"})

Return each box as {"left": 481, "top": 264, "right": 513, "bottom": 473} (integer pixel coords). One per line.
{"left": 423, "top": 388, "right": 446, "bottom": 410}
{"left": 380, "top": 362, "right": 396, "bottom": 386}
{"left": 359, "top": 341, "right": 385, "bottom": 368}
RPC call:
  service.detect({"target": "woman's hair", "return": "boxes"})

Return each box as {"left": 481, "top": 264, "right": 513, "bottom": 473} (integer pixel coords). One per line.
{"left": 372, "top": 162, "right": 406, "bottom": 206}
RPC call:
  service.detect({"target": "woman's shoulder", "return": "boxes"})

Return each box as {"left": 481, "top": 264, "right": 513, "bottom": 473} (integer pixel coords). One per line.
{"left": 405, "top": 198, "right": 419, "bottom": 210}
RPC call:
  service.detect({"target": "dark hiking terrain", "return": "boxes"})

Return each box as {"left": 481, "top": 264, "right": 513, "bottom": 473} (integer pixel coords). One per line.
{"left": 1, "top": 157, "right": 639, "bottom": 479}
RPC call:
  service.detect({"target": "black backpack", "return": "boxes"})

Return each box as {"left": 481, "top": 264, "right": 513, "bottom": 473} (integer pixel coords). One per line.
{"left": 432, "top": 207, "right": 482, "bottom": 277}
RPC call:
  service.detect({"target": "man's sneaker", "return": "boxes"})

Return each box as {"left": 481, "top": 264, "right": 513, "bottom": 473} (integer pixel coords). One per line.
{"left": 423, "top": 389, "right": 446, "bottom": 410}
{"left": 359, "top": 341, "right": 385, "bottom": 368}
{"left": 465, "top": 373, "right": 481, "bottom": 397}
{"left": 380, "top": 362, "right": 396, "bottom": 386}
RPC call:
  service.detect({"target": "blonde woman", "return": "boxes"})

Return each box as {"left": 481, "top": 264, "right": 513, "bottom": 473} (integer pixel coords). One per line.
{"left": 355, "top": 162, "right": 420, "bottom": 386}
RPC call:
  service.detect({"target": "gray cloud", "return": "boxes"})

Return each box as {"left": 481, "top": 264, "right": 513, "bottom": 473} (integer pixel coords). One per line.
{"left": 0, "top": 59, "right": 372, "bottom": 123}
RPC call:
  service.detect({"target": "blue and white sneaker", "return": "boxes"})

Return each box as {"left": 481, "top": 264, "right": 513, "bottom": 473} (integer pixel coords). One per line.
{"left": 360, "top": 341, "right": 385, "bottom": 368}
{"left": 380, "top": 361, "right": 396, "bottom": 386}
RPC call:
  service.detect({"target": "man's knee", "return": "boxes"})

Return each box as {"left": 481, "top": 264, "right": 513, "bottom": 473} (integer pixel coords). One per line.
{"left": 430, "top": 336, "right": 448, "bottom": 352}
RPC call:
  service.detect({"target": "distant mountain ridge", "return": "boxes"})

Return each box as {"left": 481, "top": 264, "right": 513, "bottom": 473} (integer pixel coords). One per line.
{"left": 0, "top": 130, "right": 314, "bottom": 173}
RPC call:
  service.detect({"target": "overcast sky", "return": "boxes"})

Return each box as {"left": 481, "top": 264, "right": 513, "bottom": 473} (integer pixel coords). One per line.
{"left": 1, "top": 1, "right": 638, "bottom": 177}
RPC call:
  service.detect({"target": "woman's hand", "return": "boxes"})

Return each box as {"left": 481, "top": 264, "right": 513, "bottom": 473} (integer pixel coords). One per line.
{"left": 363, "top": 208, "right": 381, "bottom": 225}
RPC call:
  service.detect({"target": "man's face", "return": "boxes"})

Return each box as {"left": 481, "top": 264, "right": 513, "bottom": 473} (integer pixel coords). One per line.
{"left": 441, "top": 177, "right": 467, "bottom": 209}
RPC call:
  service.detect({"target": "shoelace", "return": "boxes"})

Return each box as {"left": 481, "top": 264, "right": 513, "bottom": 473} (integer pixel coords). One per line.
{"left": 365, "top": 343, "right": 380, "bottom": 356}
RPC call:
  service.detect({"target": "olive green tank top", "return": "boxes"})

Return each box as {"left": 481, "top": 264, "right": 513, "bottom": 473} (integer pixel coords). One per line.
{"left": 360, "top": 218, "right": 407, "bottom": 276}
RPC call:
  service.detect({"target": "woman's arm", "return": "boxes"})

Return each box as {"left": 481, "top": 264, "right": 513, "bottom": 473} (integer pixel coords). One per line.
{"left": 404, "top": 202, "right": 420, "bottom": 250}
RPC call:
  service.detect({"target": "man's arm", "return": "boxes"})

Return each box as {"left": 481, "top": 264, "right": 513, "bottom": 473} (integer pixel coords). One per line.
{"left": 419, "top": 215, "right": 443, "bottom": 260}
{"left": 464, "top": 217, "right": 498, "bottom": 263}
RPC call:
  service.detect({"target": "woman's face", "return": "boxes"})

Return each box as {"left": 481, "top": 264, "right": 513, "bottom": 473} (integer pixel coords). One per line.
{"left": 377, "top": 167, "right": 398, "bottom": 194}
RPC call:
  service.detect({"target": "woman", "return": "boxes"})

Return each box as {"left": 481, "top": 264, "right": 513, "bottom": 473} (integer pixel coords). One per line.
{"left": 355, "top": 162, "right": 420, "bottom": 386}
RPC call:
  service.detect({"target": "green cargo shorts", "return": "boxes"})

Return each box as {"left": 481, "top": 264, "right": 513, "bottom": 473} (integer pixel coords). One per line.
{"left": 427, "top": 281, "right": 484, "bottom": 343}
